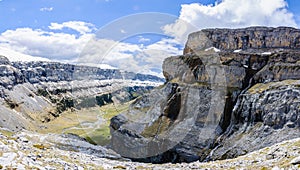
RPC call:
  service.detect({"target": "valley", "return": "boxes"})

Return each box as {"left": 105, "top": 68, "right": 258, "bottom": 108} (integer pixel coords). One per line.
{"left": 1, "top": 26, "right": 300, "bottom": 169}
{"left": 37, "top": 102, "right": 132, "bottom": 146}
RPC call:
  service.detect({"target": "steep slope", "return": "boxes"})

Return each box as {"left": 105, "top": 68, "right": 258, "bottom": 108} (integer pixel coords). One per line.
{"left": 110, "top": 27, "right": 300, "bottom": 163}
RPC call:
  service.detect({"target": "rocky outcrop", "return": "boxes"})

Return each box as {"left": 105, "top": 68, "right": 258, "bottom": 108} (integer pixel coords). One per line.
{"left": 0, "top": 57, "right": 164, "bottom": 131}
{"left": 110, "top": 27, "right": 300, "bottom": 163}
{"left": 209, "top": 80, "right": 300, "bottom": 160}
{"left": 184, "top": 27, "right": 300, "bottom": 53}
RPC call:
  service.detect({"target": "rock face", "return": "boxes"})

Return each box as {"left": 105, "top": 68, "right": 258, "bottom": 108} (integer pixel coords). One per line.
{"left": 0, "top": 61, "right": 163, "bottom": 89}
{"left": 110, "top": 27, "right": 300, "bottom": 163}
{"left": 184, "top": 27, "right": 300, "bottom": 53}
{"left": 0, "top": 58, "right": 164, "bottom": 131}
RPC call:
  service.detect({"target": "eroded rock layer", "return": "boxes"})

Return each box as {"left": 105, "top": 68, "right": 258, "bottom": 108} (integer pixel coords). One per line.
{"left": 0, "top": 57, "right": 163, "bottom": 131}
{"left": 110, "top": 27, "right": 300, "bottom": 163}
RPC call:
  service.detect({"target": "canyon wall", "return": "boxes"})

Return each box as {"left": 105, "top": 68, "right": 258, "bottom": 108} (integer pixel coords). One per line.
{"left": 110, "top": 27, "right": 300, "bottom": 163}
{"left": 0, "top": 57, "right": 163, "bottom": 131}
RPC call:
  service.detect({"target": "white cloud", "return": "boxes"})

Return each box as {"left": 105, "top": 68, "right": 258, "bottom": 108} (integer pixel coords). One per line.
{"left": 0, "top": 21, "right": 182, "bottom": 76}
{"left": 163, "top": 0, "right": 298, "bottom": 43}
{"left": 0, "top": 27, "right": 92, "bottom": 60}
{"left": 40, "top": 7, "right": 53, "bottom": 12}
{"left": 49, "top": 21, "right": 96, "bottom": 34}
{"left": 0, "top": 46, "right": 50, "bottom": 62}
{"left": 140, "top": 38, "right": 182, "bottom": 74}
{"left": 77, "top": 37, "right": 182, "bottom": 76}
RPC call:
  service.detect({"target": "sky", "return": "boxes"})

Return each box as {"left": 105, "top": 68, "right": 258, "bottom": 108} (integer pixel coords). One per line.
{"left": 0, "top": 0, "right": 300, "bottom": 76}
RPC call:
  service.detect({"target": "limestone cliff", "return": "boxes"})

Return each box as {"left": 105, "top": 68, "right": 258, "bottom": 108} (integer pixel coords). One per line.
{"left": 110, "top": 27, "right": 300, "bottom": 163}
{"left": 0, "top": 57, "right": 163, "bottom": 131}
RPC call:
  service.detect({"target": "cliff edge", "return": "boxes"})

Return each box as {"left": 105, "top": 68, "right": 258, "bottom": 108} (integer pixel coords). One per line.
{"left": 110, "top": 27, "right": 300, "bottom": 163}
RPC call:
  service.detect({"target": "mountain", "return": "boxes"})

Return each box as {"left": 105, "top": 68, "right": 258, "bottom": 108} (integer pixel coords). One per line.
{"left": 110, "top": 27, "right": 300, "bottom": 163}
{"left": 0, "top": 53, "right": 164, "bottom": 132}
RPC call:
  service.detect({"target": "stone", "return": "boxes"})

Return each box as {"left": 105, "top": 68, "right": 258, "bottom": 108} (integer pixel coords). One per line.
{"left": 290, "top": 156, "right": 300, "bottom": 165}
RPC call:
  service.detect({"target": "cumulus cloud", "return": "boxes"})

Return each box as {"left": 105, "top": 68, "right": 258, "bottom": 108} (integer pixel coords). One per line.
{"left": 40, "top": 7, "right": 53, "bottom": 12}
{"left": 77, "top": 37, "right": 182, "bottom": 76}
{"left": 49, "top": 21, "right": 96, "bottom": 34}
{"left": 163, "top": 0, "right": 298, "bottom": 43}
{"left": 0, "top": 27, "right": 92, "bottom": 60}
{"left": 0, "top": 21, "right": 182, "bottom": 76}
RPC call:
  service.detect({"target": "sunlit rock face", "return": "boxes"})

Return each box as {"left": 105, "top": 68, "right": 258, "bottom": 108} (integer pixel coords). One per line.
{"left": 184, "top": 27, "right": 300, "bottom": 54}
{"left": 110, "top": 27, "right": 300, "bottom": 163}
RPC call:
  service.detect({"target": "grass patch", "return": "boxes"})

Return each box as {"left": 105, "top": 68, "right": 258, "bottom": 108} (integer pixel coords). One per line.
{"left": 248, "top": 79, "right": 300, "bottom": 94}
{"left": 84, "top": 102, "right": 132, "bottom": 145}
{"left": 101, "top": 102, "right": 132, "bottom": 120}
{"left": 37, "top": 101, "right": 132, "bottom": 145}
{"left": 33, "top": 144, "right": 49, "bottom": 150}
{"left": 84, "top": 128, "right": 111, "bottom": 145}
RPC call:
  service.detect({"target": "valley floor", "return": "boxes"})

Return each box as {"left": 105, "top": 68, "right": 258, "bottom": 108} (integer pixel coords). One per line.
{"left": 1, "top": 128, "right": 300, "bottom": 169}
{"left": 36, "top": 102, "right": 132, "bottom": 146}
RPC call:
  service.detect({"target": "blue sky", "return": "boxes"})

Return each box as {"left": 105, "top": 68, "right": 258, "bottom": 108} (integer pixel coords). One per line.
{"left": 0, "top": 0, "right": 215, "bottom": 32}
{"left": 0, "top": 0, "right": 300, "bottom": 76}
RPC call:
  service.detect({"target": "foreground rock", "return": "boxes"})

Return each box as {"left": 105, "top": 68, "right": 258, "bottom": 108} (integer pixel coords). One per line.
{"left": 110, "top": 27, "right": 300, "bottom": 163}
{"left": 0, "top": 129, "right": 300, "bottom": 169}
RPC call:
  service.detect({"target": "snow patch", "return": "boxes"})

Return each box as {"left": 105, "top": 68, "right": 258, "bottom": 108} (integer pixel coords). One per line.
{"left": 234, "top": 49, "right": 242, "bottom": 53}
{"left": 261, "top": 52, "right": 272, "bottom": 55}
{"left": 205, "top": 47, "right": 221, "bottom": 52}
{"left": 75, "top": 62, "right": 118, "bottom": 70}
